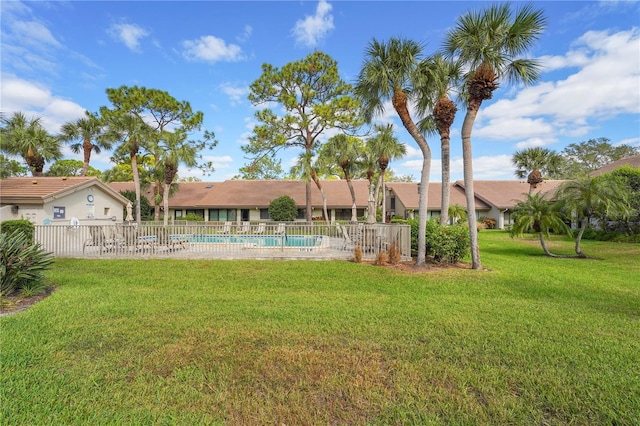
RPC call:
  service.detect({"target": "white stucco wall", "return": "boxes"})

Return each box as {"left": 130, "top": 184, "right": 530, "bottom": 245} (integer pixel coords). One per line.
{"left": 1, "top": 187, "right": 124, "bottom": 226}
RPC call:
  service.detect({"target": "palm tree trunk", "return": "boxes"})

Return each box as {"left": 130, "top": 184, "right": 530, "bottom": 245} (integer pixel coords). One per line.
{"left": 82, "top": 138, "right": 92, "bottom": 176}
{"left": 575, "top": 221, "right": 588, "bottom": 257}
{"left": 539, "top": 233, "right": 560, "bottom": 258}
{"left": 381, "top": 170, "right": 387, "bottom": 223}
{"left": 346, "top": 176, "right": 357, "bottom": 223}
{"left": 392, "top": 89, "right": 430, "bottom": 267}
{"left": 130, "top": 149, "right": 142, "bottom": 224}
{"left": 310, "top": 168, "right": 329, "bottom": 224}
{"left": 440, "top": 136, "right": 450, "bottom": 226}
{"left": 163, "top": 183, "right": 171, "bottom": 227}
{"left": 461, "top": 102, "right": 482, "bottom": 270}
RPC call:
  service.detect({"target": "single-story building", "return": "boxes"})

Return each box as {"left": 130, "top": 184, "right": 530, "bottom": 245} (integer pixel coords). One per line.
{"left": 106, "top": 178, "right": 565, "bottom": 229}
{"left": 108, "top": 179, "right": 372, "bottom": 223}
{"left": 386, "top": 180, "right": 564, "bottom": 228}
{"left": 0, "top": 177, "right": 130, "bottom": 226}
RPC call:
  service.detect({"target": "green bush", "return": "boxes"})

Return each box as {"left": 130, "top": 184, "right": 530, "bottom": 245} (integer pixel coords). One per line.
{"left": 0, "top": 229, "right": 55, "bottom": 299}
{"left": 390, "top": 217, "right": 471, "bottom": 262}
{"left": 425, "top": 220, "right": 471, "bottom": 264}
{"left": 268, "top": 195, "right": 298, "bottom": 222}
{"left": 391, "top": 217, "right": 417, "bottom": 254}
{"left": 0, "top": 219, "right": 35, "bottom": 242}
{"left": 183, "top": 213, "right": 205, "bottom": 222}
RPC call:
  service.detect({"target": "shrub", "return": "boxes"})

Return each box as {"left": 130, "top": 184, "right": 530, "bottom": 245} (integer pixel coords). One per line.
{"left": 0, "top": 230, "right": 55, "bottom": 299}
{"left": 0, "top": 219, "right": 35, "bottom": 242}
{"left": 354, "top": 245, "right": 363, "bottom": 263}
{"left": 374, "top": 250, "right": 388, "bottom": 266}
{"left": 425, "top": 221, "right": 471, "bottom": 264}
{"left": 269, "top": 195, "right": 298, "bottom": 222}
{"left": 481, "top": 217, "right": 497, "bottom": 229}
{"left": 183, "top": 213, "right": 205, "bottom": 222}
{"left": 387, "top": 242, "right": 401, "bottom": 264}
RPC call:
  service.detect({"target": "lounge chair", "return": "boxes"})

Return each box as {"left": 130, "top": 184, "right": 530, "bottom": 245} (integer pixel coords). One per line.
{"left": 276, "top": 223, "right": 286, "bottom": 235}
{"left": 254, "top": 222, "right": 266, "bottom": 235}
{"left": 221, "top": 222, "right": 232, "bottom": 234}
{"left": 83, "top": 225, "right": 122, "bottom": 254}
{"left": 237, "top": 221, "right": 251, "bottom": 234}
{"left": 83, "top": 225, "right": 107, "bottom": 254}
{"left": 337, "top": 223, "right": 355, "bottom": 251}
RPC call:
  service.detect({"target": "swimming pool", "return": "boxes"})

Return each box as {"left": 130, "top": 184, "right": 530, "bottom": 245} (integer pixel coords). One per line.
{"left": 190, "top": 234, "right": 323, "bottom": 248}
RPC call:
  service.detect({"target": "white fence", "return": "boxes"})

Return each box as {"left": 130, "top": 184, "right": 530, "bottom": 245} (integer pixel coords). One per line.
{"left": 34, "top": 222, "right": 412, "bottom": 261}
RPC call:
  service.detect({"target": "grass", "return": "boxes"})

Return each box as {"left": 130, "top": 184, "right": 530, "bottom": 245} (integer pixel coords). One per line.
{"left": 1, "top": 231, "right": 639, "bottom": 425}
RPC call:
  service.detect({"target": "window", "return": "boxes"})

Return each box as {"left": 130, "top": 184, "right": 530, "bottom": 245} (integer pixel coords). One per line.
{"left": 297, "top": 209, "right": 305, "bottom": 220}
{"left": 334, "top": 209, "right": 365, "bottom": 221}
{"left": 260, "top": 208, "right": 270, "bottom": 220}
{"left": 104, "top": 207, "right": 110, "bottom": 216}
{"left": 503, "top": 210, "right": 512, "bottom": 225}
{"left": 53, "top": 206, "right": 66, "bottom": 219}
{"left": 209, "top": 209, "right": 236, "bottom": 222}
{"left": 390, "top": 197, "right": 396, "bottom": 210}
{"left": 174, "top": 210, "right": 183, "bottom": 219}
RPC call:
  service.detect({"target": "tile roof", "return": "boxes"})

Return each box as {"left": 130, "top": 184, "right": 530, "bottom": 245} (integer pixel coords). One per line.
{"left": 1, "top": 177, "right": 128, "bottom": 205}
{"left": 385, "top": 182, "right": 491, "bottom": 210}
{"left": 590, "top": 155, "right": 640, "bottom": 176}
{"left": 108, "top": 179, "right": 372, "bottom": 208}
{"left": 457, "top": 179, "right": 565, "bottom": 209}
{"left": 108, "top": 179, "right": 569, "bottom": 211}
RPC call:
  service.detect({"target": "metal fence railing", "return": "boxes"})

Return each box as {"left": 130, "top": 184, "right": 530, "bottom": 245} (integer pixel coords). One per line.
{"left": 34, "top": 222, "right": 412, "bottom": 261}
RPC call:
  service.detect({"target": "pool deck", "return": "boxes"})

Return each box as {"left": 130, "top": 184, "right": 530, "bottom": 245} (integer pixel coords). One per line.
{"left": 67, "top": 236, "right": 361, "bottom": 261}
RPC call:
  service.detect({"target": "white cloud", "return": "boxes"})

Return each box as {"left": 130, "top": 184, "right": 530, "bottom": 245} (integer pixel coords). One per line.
{"left": 474, "top": 28, "right": 639, "bottom": 146}
{"left": 513, "top": 137, "right": 558, "bottom": 151}
{"left": 219, "top": 83, "right": 248, "bottom": 106}
{"left": 11, "top": 20, "right": 61, "bottom": 48}
{"left": 237, "top": 25, "right": 253, "bottom": 43}
{"left": 469, "top": 155, "right": 515, "bottom": 180}
{"left": 108, "top": 22, "right": 149, "bottom": 52}
{"left": 0, "top": 76, "right": 85, "bottom": 133}
{"left": 207, "top": 155, "right": 234, "bottom": 169}
{"left": 292, "top": 0, "right": 334, "bottom": 48}
{"left": 475, "top": 117, "right": 555, "bottom": 141}
{"left": 401, "top": 154, "right": 515, "bottom": 181}
{"left": 182, "top": 35, "right": 244, "bottom": 63}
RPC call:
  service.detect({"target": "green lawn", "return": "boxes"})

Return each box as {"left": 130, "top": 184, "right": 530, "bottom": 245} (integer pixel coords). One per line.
{"left": 1, "top": 231, "right": 639, "bottom": 425}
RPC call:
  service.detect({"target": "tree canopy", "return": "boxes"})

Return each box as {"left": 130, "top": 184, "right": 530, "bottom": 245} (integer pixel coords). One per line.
{"left": 243, "top": 51, "right": 362, "bottom": 221}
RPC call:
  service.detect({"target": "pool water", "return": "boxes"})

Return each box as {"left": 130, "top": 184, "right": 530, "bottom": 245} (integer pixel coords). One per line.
{"left": 190, "top": 234, "right": 322, "bottom": 247}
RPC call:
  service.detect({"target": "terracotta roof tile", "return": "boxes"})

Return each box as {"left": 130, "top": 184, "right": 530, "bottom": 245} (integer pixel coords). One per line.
{"left": 0, "top": 177, "right": 129, "bottom": 205}
{"left": 591, "top": 155, "right": 640, "bottom": 176}
{"left": 108, "top": 180, "right": 372, "bottom": 208}
{"left": 456, "top": 180, "right": 565, "bottom": 209}
{"left": 385, "top": 182, "right": 491, "bottom": 210}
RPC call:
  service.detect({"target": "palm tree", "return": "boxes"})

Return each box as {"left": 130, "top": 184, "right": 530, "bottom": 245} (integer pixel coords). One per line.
{"left": 290, "top": 151, "right": 330, "bottom": 224}
{"left": 100, "top": 111, "right": 153, "bottom": 224}
{"left": 355, "top": 37, "right": 431, "bottom": 266}
{"left": 157, "top": 130, "right": 198, "bottom": 226}
{"left": 416, "top": 54, "right": 462, "bottom": 226}
{"left": 444, "top": 3, "right": 547, "bottom": 270}
{"left": 512, "top": 147, "right": 563, "bottom": 193}
{"left": 59, "top": 112, "right": 112, "bottom": 176}
{"left": 554, "top": 176, "right": 630, "bottom": 257}
{"left": 366, "top": 124, "right": 406, "bottom": 223}
{"left": 448, "top": 204, "right": 467, "bottom": 225}
{"left": 510, "top": 192, "right": 570, "bottom": 257}
{"left": 0, "top": 112, "right": 62, "bottom": 176}
{"left": 319, "top": 134, "right": 363, "bottom": 223}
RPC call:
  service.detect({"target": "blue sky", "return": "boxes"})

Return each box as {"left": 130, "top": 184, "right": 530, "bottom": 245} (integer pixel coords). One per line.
{"left": 2, "top": 0, "right": 639, "bottom": 182}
